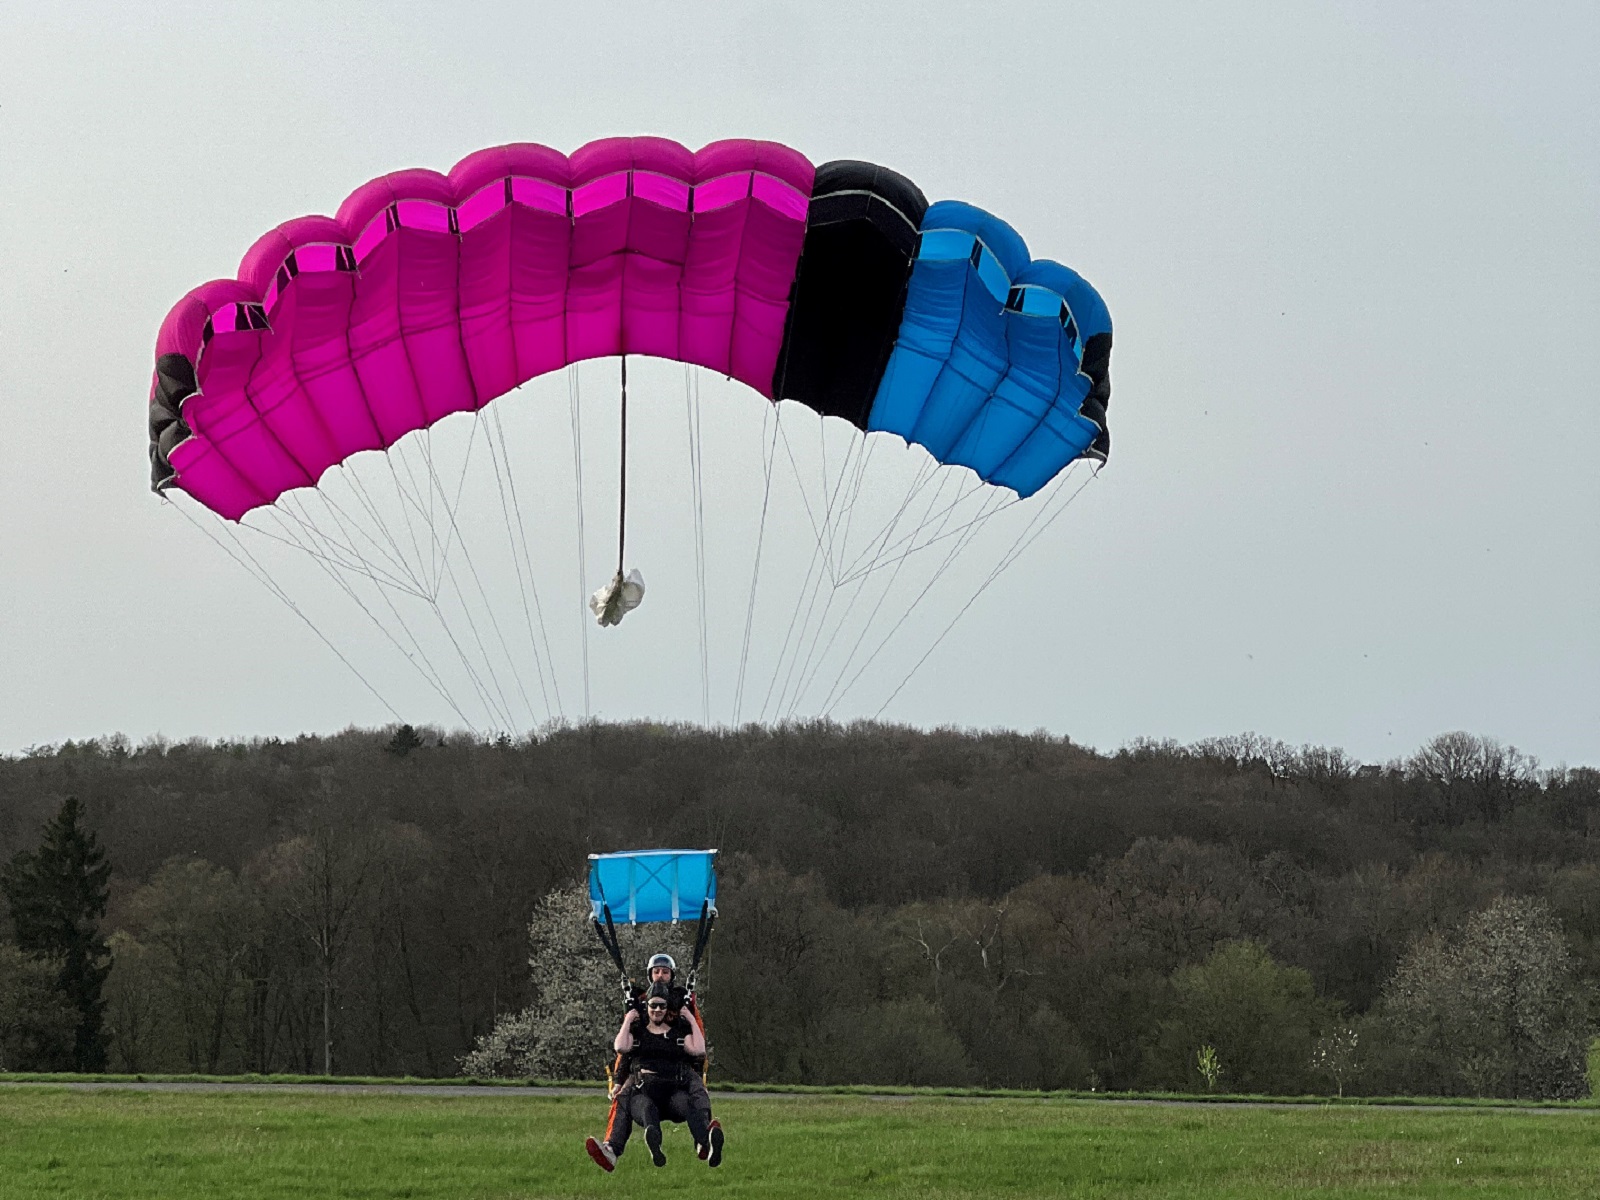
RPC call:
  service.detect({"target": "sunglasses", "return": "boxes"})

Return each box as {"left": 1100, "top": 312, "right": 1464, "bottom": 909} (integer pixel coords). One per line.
{"left": 647, "top": 1003, "right": 668, "bottom": 1011}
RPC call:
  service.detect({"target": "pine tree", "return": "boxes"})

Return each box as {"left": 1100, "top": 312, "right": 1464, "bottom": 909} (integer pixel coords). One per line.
{"left": 385, "top": 724, "right": 424, "bottom": 757}
{"left": 1, "top": 796, "right": 113, "bottom": 1071}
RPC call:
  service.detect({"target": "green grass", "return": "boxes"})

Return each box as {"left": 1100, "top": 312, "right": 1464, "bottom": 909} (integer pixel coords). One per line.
{"left": 2, "top": 1088, "right": 1599, "bottom": 1198}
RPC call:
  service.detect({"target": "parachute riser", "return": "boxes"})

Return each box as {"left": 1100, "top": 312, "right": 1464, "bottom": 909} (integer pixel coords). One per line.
{"left": 686, "top": 900, "right": 715, "bottom": 994}
{"left": 591, "top": 906, "right": 632, "bottom": 1004}
{"left": 687, "top": 902, "right": 716, "bottom": 1084}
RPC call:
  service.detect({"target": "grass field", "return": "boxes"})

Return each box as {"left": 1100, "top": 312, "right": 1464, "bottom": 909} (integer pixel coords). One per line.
{"left": 2, "top": 1086, "right": 1598, "bottom": 1199}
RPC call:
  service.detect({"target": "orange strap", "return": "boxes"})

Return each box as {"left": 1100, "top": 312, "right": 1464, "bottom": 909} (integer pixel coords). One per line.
{"left": 693, "top": 997, "right": 711, "bottom": 1084}
{"left": 602, "top": 1051, "right": 624, "bottom": 1141}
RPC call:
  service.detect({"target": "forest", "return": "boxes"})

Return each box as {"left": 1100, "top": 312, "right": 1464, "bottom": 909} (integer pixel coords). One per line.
{"left": 1, "top": 722, "right": 1596, "bottom": 1099}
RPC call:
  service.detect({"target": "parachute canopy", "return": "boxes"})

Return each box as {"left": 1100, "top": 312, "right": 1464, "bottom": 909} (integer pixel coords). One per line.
{"left": 149, "top": 137, "right": 1112, "bottom": 520}
{"left": 588, "top": 849, "right": 718, "bottom": 926}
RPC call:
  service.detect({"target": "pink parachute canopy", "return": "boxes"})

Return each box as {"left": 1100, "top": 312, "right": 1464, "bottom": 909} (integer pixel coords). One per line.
{"left": 152, "top": 137, "right": 814, "bottom": 520}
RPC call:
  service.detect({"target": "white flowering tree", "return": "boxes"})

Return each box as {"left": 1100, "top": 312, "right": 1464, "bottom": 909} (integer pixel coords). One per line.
{"left": 1376, "top": 896, "right": 1593, "bottom": 1099}
{"left": 1310, "top": 1026, "right": 1359, "bottom": 1097}
{"left": 461, "top": 885, "right": 694, "bottom": 1080}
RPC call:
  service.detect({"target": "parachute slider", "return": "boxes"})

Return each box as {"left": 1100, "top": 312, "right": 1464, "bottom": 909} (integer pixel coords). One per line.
{"left": 589, "top": 569, "right": 645, "bottom": 627}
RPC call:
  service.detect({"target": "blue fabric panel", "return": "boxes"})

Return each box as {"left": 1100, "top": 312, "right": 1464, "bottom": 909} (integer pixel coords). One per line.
{"left": 588, "top": 849, "right": 718, "bottom": 925}
{"left": 947, "top": 299, "right": 1069, "bottom": 480}
{"left": 907, "top": 268, "right": 1012, "bottom": 458}
{"left": 987, "top": 258, "right": 1103, "bottom": 494}
{"left": 928, "top": 201, "right": 1031, "bottom": 280}
{"left": 990, "top": 401, "right": 1101, "bottom": 495}
{"left": 868, "top": 202, "right": 1024, "bottom": 454}
{"left": 1021, "top": 260, "right": 1111, "bottom": 340}
{"left": 866, "top": 252, "right": 968, "bottom": 439}
{"left": 865, "top": 202, "right": 1111, "bottom": 498}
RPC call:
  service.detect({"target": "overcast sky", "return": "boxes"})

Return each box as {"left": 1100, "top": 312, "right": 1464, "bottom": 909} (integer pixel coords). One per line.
{"left": 1, "top": 1, "right": 1595, "bottom": 766}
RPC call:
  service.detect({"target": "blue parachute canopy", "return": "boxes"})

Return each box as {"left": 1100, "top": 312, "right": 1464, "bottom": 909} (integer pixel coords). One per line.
{"left": 588, "top": 849, "right": 718, "bottom": 925}
{"left": 867, "top": 199, "right": 1111, "bottom": 496}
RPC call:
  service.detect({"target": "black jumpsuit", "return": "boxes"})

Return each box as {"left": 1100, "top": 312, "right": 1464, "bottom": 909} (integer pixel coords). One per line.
{"left": 606, "top": 1018, "right": 711, "bottom": 1153}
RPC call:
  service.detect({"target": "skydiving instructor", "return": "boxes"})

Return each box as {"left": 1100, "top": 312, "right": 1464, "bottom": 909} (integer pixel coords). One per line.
{"left": 585, "top": 954, "right": 723, "bottom": 1170}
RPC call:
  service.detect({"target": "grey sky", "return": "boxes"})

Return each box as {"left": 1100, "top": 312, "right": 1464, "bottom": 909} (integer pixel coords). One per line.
{"left": 1, "top": 1, "right": 1595, "bottom": 765}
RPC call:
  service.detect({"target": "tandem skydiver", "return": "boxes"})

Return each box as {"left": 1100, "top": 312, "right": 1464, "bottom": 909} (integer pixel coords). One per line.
{"left": 634, "top": 953, "right": 717, "bottom": 1147}
{"left": 585, "top": 964, "right": 723, "bottom": 1171}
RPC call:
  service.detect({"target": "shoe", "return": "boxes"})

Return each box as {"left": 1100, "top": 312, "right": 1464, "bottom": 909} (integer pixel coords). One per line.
{"left": 708, "top": 1120, "right": 724, "bottom": 1168}
{"left": 585, "top": 1137, "right": 617, "bottom": 1173}
{"left": 696, "top": 1138, "right": 710, "bottom": 1161}
{"left": 646, "top": 1124, "right": 666, "bottom": 1167}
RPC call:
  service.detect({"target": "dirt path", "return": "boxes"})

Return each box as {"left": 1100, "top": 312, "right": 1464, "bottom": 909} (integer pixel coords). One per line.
{"left": 0, "top": 1079, "right": 1593, "bottom": 1114}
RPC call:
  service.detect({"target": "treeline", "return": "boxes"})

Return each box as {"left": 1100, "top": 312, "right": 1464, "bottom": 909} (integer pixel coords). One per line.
{"left": 1, "top": 724, "right": 1596, "bottom": 1096}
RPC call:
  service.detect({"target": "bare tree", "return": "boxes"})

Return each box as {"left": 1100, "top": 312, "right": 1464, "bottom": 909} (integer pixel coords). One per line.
{"left": 102, "top": 932, "right": 163, "bottom": 1072}
{"left": 251, "top": 819, "right": 378, "bottom": 1075}
{"left": 1405, "top": 732, "right": 1537, "bottom": 825}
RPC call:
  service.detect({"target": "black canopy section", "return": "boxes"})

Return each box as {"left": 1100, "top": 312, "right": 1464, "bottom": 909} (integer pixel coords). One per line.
{"left": 149, "top": 353, "right": 196, "bottom": 490}
{"left": 1079, "top": 331, "right": 1113, "bottom": 461}
{"left": 774, "top": 160, "right": 928, "bottom": 428}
